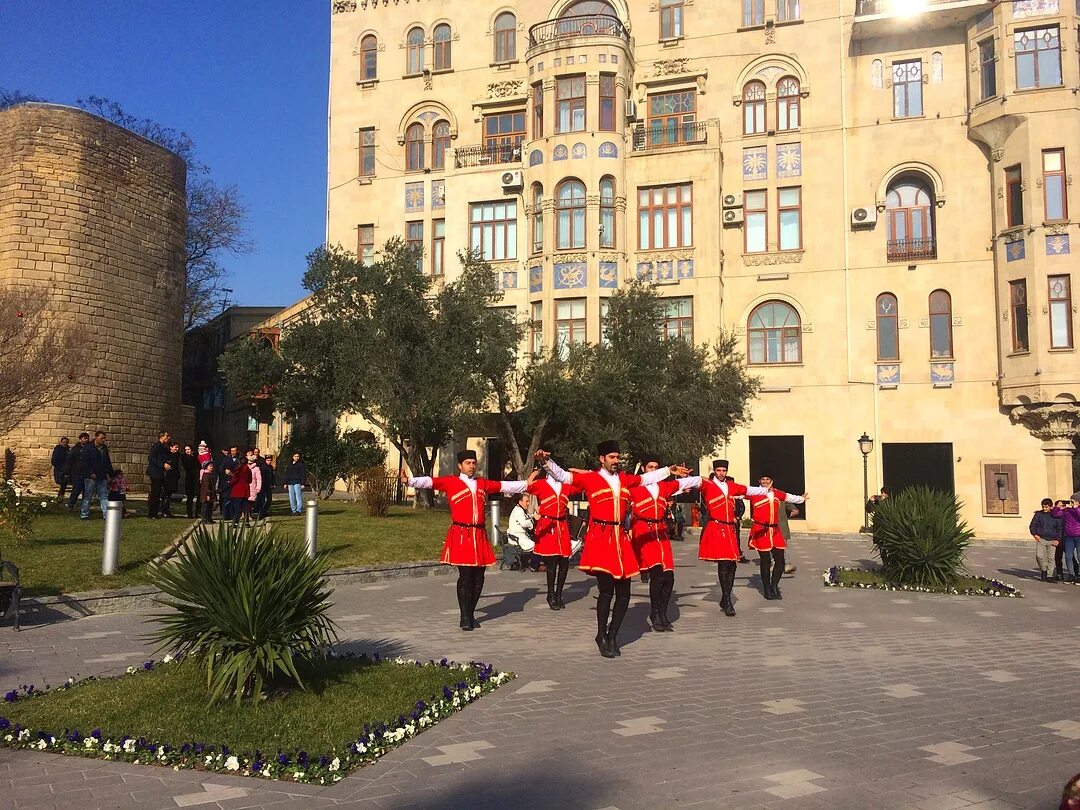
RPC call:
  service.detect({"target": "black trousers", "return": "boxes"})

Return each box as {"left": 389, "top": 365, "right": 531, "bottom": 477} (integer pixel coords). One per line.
{"left": 185, "top": 478, "right": 198, "bottom": 518}
{"left": 543, "top": 555, "right": 570, "bottom": 598}
{"left": 455, "top": 566, "right": 486, "bottom": 625}
{"left": 647, "top": 565, "right": 675, "bottom": 616}
{"left": 759, "top": 549, "right": 786, "bottom": 591}
{"left": 201, "top": 501, "right": 214, "bottom": 522}
{"left": 148, "top": 477, "right": 164, "bottom": 517}
{"left": 595, "top": 573, "right": 631, "bottom": 640}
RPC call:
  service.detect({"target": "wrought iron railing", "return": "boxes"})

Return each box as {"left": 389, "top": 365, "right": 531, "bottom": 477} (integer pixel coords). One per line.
{"left": 887, "top": 237, "right": 937, "bottom": 261}
{"left": 528, "top": 14, "right": 630, "bottom": 48}
{"left": 454, "top": 143, "right": 522, "bottom": 169}
{"left": 631, "top": 121, "right": 708, "bottom": 152}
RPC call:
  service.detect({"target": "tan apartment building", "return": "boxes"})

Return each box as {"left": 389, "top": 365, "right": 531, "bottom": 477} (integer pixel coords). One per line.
{"left": 301, "top": 0, "right": 1080, "bottom": 536}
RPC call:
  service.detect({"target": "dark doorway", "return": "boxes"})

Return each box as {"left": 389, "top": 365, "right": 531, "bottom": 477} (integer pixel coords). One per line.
{"left": 485, "top": 437, "right": 507, "bottom": 480}
{"left": 881, "top": 442, "right": 954, "bottom": 495}
{"left": 749, "top": 435, "right": 806, "bottom": 521}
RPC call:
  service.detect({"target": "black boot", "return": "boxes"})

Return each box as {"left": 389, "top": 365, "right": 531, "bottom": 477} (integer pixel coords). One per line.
{"left": 608, "top": 631, "right": 621, "bottom": 656}
{"left": 658, "top": 572, "right": 675, "bottom": 631}
{"left": 596, "top": 632, "right": 615, "bottom": 657}
{"left": 555, "top": 557, "right": 569, "bottom": 608}
{"left": 649, "top": 608, "right": 662, "bottom": 630}
{"left": 456, "top": 572, "right": 473, "bottom": 631}
{"left": 770, "top": 553, "right": 785, "bottom": 600}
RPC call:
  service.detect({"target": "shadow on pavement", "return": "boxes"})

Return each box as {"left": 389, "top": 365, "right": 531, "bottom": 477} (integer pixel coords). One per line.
{"left": 477, "top": 586, "right": 540, "bottom": 623}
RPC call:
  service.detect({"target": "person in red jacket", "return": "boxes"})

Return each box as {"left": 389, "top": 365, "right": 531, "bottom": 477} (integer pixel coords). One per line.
{"left": 747, "top": 472, "right": 807, "bottom": 600}
{"left": 538, "top": 443, "right": 689, "bottom": 658}
{"left": 629, "top": 454, "right": 700, "bottom": 632}
{"left": 698, "top": 460, "right": 776, "bottom": 616}
{"left": 527, "top": 466, "right": 584, "bottom": 611}
{"left": 229, "top": 456, "right": 254, "bottom": 528}
{"left": 403, "top": 450, "right": 530, "bottom": 631}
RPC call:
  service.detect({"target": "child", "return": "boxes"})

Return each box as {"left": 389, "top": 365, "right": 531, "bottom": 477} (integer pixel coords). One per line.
{"left": 1029, "top": 498, "right": 1062, "bottom": 582}
{"left": 107, "top": 468, "right": 129, "bottom": 518}
{"left": 199, "top": 461, "right": 216, "bottom": 523}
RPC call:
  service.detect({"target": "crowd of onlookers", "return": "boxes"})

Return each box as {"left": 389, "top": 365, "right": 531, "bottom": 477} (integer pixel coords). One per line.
{"left": 1030, "top": 496, "right": 1080, "bottom": 583}
{"left": 49, "top": 431, "right": 310, "bottom": 526}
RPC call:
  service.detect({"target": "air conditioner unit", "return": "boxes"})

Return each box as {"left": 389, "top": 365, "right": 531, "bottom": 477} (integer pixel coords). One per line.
{"left": 501, "top": 170, "right": 524, "bottom": 190}
{"left": 722, "top": 192, "right": 743, "bottom": 209}
{"left": 625, "top": 98, "right": 638, "bottom": 122}
{"left": 722, "top": 208, "right": 744, "bottom": 226}
{"left": 851, "top": 206, "right": 877, "bottom": 228}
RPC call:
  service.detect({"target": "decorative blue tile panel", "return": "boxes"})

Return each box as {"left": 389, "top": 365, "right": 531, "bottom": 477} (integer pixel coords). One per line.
{"left": 502, "top": 270, "right": 519, "bottom": 289}
{"left": 930, "top": 362, "right": 955, "bottom": 384}
{"left": 529, "top": 149, "right": 544, "bottom": 166}
{"left": 636, "top": 262, "right": 653, "bottom": 280}
{"left": 405, "top": 182, "right": 424, "bottom": 212}
{"left": 599, "top": 141, "right": 618, "bottom": 158}
{"left": 677, "top": 259, "right": 694, "bottom": 279}
{"left": 743, "top": 146, "right": 767, "bottom": 181}
{"left": 876, "top": 364, "right": 900, "bottom": 386}
{"left": 431, "top": 180, "right": 445, "bottom": 209}
{"left": 599, "top": 261, "right": 618, "bottom": 288}
{"left": 1046, "top": 234, "right": 1070, "bottom": 255}
{"left": 1013, "top": 0, "right": 1058, "bottom": 17}
{"left": 656, "top": 260, "right": 674, "bottom": 281}
{"left": 553, "top": 262, "right": 587, "bottom": 289}
{"left": 553, "top": 144, "right": 568, "bottom": 161}
{"left": 571, "top": 142, "right": 587, "bottom": 159}
{"left": 776, "top": 143, "right": 802, "bottom": 179}
{"left": 1006, "top": 239, "right": 1025, "bottom": 262}
{"left": 529, "top": 265, "right": 543, "bottom": 293}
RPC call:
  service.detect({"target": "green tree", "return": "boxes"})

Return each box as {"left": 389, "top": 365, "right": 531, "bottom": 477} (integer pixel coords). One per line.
{"left": 218, "top": 336, "right": 285, "bottom": 403}
{"left": 280, "top": 423, "right": 386, "bottom": 500}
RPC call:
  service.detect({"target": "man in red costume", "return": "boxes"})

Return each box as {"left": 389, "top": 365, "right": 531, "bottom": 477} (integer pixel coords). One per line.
{"left": 402, "top": 450, "right": 529, "bottom": 630}
{"left": 629, "top": 454, "right": 700, "bottom": 632}
{"left": 537, "top": 442, "right": 689, "bottom": 658}
{"left": 698, "top": 460, "right": 785, "bottom": 616}
{"left": 527, "top": 466, "right": 584, "bottom": 611}
{"left": 747, "top": 472, "right": 807, "bottom": 600}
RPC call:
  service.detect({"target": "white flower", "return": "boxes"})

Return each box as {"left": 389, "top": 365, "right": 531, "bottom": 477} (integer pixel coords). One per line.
{"left": 103, "top": 742, "right": 118, "bottom": 753}
{"left": 470, "top": 686, "right": 481, "bottom": 697}
{"left": 36, "top": 739, "right": 47, "bottom": 750}
{"left": 126, "top": 666, "right": 139, "bottom": 675}
{"left": 40, "top": 501, "right": 48, "bottom": 508}
{"left": 225, "top": 755, "right": 240, "bottom": 771}
{"left": 294, "top": 770, "right": 306, "bottom": 780}
{"left": 123, "top": 739, "right": 136, "bottom": 753}
{"left": 329, "top": 757, "right": 340, "bottom": 772}
{"left": 204, "top": 755, "right": 214, "bottom": 766}
{"left": 4, "top": 734, "right": 13, "bottom": 743}
{"left": 452, "top": 697, "right": 461, "bottom": 707}
{"left": 162, "top": 654, "right": 175, "bottom": 664}
{"left": 419, "top": 716, "right": 431, "bottom": 728}
{"left": 84, "top": 737, "right": 98, "bottom": 748}
{"left": 65, "top": 677, "right": 75, "bottom": 686}
{"left": 261, "top": 767, "right": 272, "bottom": 777}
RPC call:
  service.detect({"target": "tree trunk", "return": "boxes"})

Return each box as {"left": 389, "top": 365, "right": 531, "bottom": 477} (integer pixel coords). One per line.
{"left": 407, "top": 443, "right": 434, "bottom": 509}
{"left": 493, "top": 386, "right": 526, "bottom": 477}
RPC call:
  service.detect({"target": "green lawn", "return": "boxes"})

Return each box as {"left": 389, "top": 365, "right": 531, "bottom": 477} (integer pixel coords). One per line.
{"left": 1, "top": 656, "right": 478, "bottom": 757}
{"left": 8, "top": 501, "right": 454, "bottom": 597}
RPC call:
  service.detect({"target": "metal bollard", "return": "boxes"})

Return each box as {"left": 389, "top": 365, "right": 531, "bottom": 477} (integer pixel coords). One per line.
{"left": 102, "top": 501, "right": 123, "bottom": 575}
{"left": 489, "top": 498, "right": 501, "bottom": 547}
{"left": 304, "top": 500, "right": 318, "bottom": 559}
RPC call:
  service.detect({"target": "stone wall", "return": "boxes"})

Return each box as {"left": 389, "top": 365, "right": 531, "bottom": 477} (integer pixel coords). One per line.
{"left": 0, "top": 103, "right": 187, "bottom": 489}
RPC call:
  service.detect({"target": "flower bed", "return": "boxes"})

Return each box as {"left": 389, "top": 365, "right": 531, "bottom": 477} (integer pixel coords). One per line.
{"left": 0, "top": 652, "right": 512, "bottom": 784}
{"left": 823, "top": 566, "right": 1022, "bottom": 597}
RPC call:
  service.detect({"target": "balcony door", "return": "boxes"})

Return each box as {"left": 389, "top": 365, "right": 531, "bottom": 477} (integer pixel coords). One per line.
{"left": 886, "top": 179, "right": 934, "bottom": 260}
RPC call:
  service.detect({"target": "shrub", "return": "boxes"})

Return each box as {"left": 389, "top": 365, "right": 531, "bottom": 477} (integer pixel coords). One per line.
{"left": 281, "top": 424, "right": 386, "bottom": 499}
{"left": 871, "top": 486, "right": 973, "bottom": 589}
{"left": 147, "top": 522, "right": 338, "bottom": 704}
{"left": 0, "top": 479, "right": 48, "bottom": 544}
{"left": 355, "top": 467, "right": 396, "bottom": 517}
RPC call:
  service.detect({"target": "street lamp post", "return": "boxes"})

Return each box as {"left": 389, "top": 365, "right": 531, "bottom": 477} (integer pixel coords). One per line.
{"left": 858, "top": 432, "right": 874, "bottom": 533}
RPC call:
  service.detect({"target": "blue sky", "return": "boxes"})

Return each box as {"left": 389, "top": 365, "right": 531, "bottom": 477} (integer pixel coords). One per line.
{"left": 2, "top": 0, "right": 328, "bottom": 308}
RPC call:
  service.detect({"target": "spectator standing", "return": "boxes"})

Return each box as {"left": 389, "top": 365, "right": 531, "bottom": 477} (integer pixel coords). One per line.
{"left": 252, "top": 448, "right": 270, "bottom": 519}
{"left": 246, "top": 450, "right": 263, "bottom": 524}
{"left": 161, "top": 442, "right": 181, "bottom": 517}
{"left": 216, "top": 448, "right": 234, "bottom": 520}
{"left": 80, "top": 431, "right": 114, "bottom": 519}
{"left": 199, "top": 461, "right": 216, "bottom": 523}
{"left": 284, "top": 452, "right": 306, "bottom": 515}
{"left": 260, "top": 454, "right": 276, "bottom": 519}
{"left": 866, "top": 486, "right": 890, "bottom": 515}
{"left": 230, "top": 453, "right": 253, "bottom": 527}
{"left": 145, "top": 431, "right": 173, "bottom": 519}
{"left": 108, "top": 468, "right": 129, "bottom": 517}
{"left": 1030, "top": 498, "right": 1063, "bottom": 582}
{"left": 50, "top": 436, "right": 70, "bottom": 502}
{"left": 66, "top": 432, "right": 91, "bottom": 511}
{"left": 181, "top": 444, "right": 199, "bottom": 519}
{"left": 1051, "top": 499, "right": 1080, "bottom": 584}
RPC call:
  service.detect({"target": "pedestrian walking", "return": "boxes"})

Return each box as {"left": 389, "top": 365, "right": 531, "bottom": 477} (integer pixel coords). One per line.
{"left": 145, "top": 431, "right": 173, "bottom": 519}
{"left": 50, "top": 436, "right": 70, "bottom": 502}
{"left": 65, "top": 432, "right": 91, "bottom": 511}
{"left": 80, "top": 431, "right": 114, "bottom": 519}
{"left": 1051, "top": 499, "right": 1080, "bottom": 584}
{"left": 181, "top": 444, "right": 200, "bottom": 519}
{"left": 1030, "top": 498, "right": 1063, "bottom": 582}
{"left": 284, "top": 452, "right": 306, "bottom": 515}
{"left": 401, "top": 450, "right": 530, "bottom": 631}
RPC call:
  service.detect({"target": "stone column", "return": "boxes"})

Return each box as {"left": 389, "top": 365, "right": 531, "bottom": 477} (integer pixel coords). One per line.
{"left": 1009, "top": 403, "right": 1080, "bottom": 497}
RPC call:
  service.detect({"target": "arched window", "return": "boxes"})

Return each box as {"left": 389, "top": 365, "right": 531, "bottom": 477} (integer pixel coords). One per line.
{"left": 743, "top": 81, "right": 766, "bottom": 135}
{"left": 361, "top": 35, "right": 378, "bottom": 81}
{"left": 405, "top": 122, "right": 425, "bottom": 171}
{"left": 556, "top": 179, "right": 586, "bottom": 250}
{"left": 494, "top": 13, "right": 517, "bottom": 63}
{"left": 748, "top": 301, "right": 801, "bottom": 365}
{"left": 876, "top": 293, "right": 899, "bottom": 362}
{"left": 532, "top": 183, "right": 544, "bottom": 254}
{"left": 432, "top": 120, "right": 451, "bottom": 170}
{"left": 433, "top": 24, "right": 452, "bottom": 71}
{"left": 929, "top": 290, "right": 953, "bottom": 358}
{"left": 560, "top": 0, "right": 618, "bottom": 14}
{"left": 407, "top": 27, "right": 425, "bottom": 75}
{"left": 600, "top": 177, "right": 615, "bottom": 248}
{"left": 886, "top": 177, "right": 935, "bottom": 260}
{"left": 776, "top": 76, "right": 800, "bottom": 131}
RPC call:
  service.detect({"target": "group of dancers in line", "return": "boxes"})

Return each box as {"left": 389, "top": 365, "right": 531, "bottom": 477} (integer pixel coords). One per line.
{"left": 401, "top": 441, "right": 807, "bottom": 659}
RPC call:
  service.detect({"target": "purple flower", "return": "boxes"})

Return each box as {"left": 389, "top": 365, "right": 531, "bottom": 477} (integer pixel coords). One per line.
{"left": 278, "top": 753, "right": 289, "bottom": 765}
{"left": 66, "top": 729, "right": 81, "bottom": 742}
{"left": 439, "top": 658, "right": 448, "bottom": 667}
{"left": 180, "top": 743, "right": 191, "bottom": 754}
{"left": 90, "top": 729, "right": 102, "bottom": 740}
{"left": 222, "top": 745, "right": 229, "bottom": 756}
{"left": 442, "top": 686, "right": 453, "bottom": 700}
{"left": 3, "top": 691, "right": 17, "bottom": 703}
{"left": 318, "top": 755, "right": 330, "bottom": 767}
{"left": 297, "top": 751, "right": 309, "bottom": 766}
{"left": 252, "top": 759, "right": 264, "bottom": 772}
{"left": 0, "top": 718, "right": 9, "bottom": 731}
{"left": 415, "top": 700, "right": 426, "bottom": 712}
{"left": 142, "top": 661, "right": 153, "bottom": 671}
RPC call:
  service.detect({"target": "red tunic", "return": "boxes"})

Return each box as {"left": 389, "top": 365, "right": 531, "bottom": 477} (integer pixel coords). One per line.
{"left": 528, "top": 478, "right": 583, "bottom": 557}
{"left": 747, "top": 489, "right": 792, "bottom": 552}
{"left": 570, "top": 469, "right": 643, "bottom": 580}
{"left": 698, "top": 478, "right": 749, "bottom": 561}
{"left": 629, "top": 480, "right": 679, "bottom": 572}
{"left": 429, "top": 476, "right": 502, "bottom": 566}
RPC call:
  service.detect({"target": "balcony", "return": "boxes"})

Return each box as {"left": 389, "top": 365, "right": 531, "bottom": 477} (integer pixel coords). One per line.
{"left": 454, "top": 144, "right": 521, "bottom": 170}
{"left": 527, "top": 14, "right": 630, "bottom": 52}
{"left": 632, "top": 122, "right": 708, "bottom": 152}
{"left": 887, "top": 237, "right": 937, "bottom": 262}
{"left": 852, "top": 0, "right": 990, "bottom": 40}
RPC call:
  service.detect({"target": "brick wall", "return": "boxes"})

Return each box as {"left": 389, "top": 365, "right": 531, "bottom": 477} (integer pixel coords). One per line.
{"left": 0, "top": 104, "right": 187, "bottom": 490}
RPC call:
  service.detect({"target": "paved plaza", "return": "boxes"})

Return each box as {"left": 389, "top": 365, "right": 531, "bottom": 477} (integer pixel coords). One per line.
{"left": 2, "top": 535, "right": 1078, "bottom": 809}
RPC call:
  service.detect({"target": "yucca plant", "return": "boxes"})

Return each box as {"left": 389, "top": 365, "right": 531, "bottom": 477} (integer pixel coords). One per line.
{"left": 147, "top": 522, "right": 338, "bottom": 704}
{"left": 871, "top": 485, "right": 974, "bottom": 588}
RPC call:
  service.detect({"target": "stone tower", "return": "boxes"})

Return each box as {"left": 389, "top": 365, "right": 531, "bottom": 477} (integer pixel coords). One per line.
{"left": 0, "top": 103, "right": 187, "bottom": 488}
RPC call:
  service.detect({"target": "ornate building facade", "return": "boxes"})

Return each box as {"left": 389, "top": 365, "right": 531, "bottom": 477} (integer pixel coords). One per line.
{"left": 318, "top": 0, "right": 1080, "bottom": 536}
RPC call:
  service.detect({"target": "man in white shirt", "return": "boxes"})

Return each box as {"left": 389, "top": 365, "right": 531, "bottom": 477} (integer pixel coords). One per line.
{"left": 507, "top": 493, "right": 536, "bottom": 571}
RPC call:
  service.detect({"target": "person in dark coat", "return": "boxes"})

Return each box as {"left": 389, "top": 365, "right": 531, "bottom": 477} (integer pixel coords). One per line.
{"left": 230, "top": 456, "right": 254, "bottom": 527}
{"left": 260, "top": 454, "right": 276, "bottom": 519}
{"left": 145, "top": 431, "right": 173, "bottom": 519}
{"left": 161, "top": 442, "right": 181, "bottom": 517}
{"left": 65, "top": 432, "right": 91, "bottom": 511}
{"left": 181, "top": 444, "right": 200, "bottom": 519}
{"left": 1030, "top": 498, "right": 1064, "bottom": 581}
{"left": 199, "top": 461, "right": 217, "bottom": 523}
{"left": 50, "top": 436, "right": 70, "bottom": 502}
{"left": 284, "top": 452, "right": 307, "bottom": 515}
{"left": 80, "top": 431, "right": 115, "bottom": 519}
